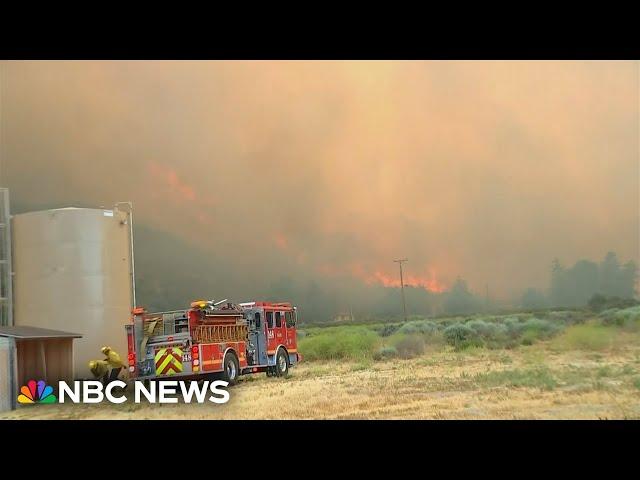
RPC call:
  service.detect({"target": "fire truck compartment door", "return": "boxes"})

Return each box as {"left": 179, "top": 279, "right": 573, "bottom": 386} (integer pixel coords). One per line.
{"left": 258, "top": 330, "right": 268, "bottom": 365}
{"left": 249, "top": 329, "right": 268, "bottom": 365}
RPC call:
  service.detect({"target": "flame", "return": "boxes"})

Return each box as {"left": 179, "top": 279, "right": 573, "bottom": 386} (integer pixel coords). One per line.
{"left": 317, "top": 262, "right": 447, "bottom": 293}
{"left": 147, "top": 161, "right": 197, "bottom": 202}
{"left": 273, "top": 232, "right": 289, "bottom": 250}
{"left": 146, "top": 160, "right": 215, "bottom": 228}
{"left": 271, "top": 232, "right": 308, "bottom": 264}
{"left": 363, "top": 269, "right": 447, "bottom": 293}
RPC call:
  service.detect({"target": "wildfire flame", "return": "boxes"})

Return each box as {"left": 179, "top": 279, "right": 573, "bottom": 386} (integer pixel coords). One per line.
{"left": 363, "top": 269, "right": 446, "bottom": 293}
{"left": 317, "top": 262, "right": 447, "bottom": 293}
{"left": 272, "top": 232, "right": 289, "bottom": 250}
{"left": 147, "top": 161, "right": 197, "bottom": 202}
{"left": 146, "top": 160, "right": 217, "bottom": 227}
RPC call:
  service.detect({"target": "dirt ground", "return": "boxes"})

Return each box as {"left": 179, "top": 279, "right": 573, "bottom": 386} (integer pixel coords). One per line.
{"left": 3, "top": 336, "right": 640, "bottom": 420}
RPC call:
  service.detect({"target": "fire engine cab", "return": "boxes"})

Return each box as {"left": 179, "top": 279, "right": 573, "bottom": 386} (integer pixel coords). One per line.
{"left": 125, "top": 300, "right": 301, "bottom": 384}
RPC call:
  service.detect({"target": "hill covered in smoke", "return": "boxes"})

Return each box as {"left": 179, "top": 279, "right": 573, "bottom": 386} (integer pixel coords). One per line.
{"left": 1, "top": 60, "right": 637, "bottom": 315}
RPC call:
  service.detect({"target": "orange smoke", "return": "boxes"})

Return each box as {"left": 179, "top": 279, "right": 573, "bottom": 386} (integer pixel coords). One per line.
{"left": 270, "top": 232, "right": 309, "bottom": 264}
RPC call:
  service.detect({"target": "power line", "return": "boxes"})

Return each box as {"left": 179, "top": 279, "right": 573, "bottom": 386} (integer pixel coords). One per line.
{"left": 393, "top": 258, "right": 408, "bottom": 322}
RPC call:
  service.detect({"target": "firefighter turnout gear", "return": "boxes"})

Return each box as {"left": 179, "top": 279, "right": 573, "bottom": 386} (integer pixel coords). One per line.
{"left": 101, "top": 346, "right": 126, "bottom": 369}
{"left": 88, "top": 347, "right": 126, "bottom": 384}
{"left": 88, "top": 359, "right": 110, "bottom": 379}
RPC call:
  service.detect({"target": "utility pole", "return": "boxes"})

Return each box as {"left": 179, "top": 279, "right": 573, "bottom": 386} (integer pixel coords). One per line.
{"left": 393, "top": 258, "right": 408, "bottom": 322}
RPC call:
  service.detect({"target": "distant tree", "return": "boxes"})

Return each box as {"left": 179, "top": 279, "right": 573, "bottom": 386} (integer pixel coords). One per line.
{"left": 403, "top": 286, "right": 433, "bottom": 316}
{"left": 549, "top": 252, "right": 637, "bottom": 309}
{"left": 587, "top": 293, "right": 608, "bottom": 312}
{"left": 588, "top": 292, "right": 639, "bottom": 312}
{"left": 521, "top": 288, "right": 547, "bottom": 310}
{"left": 302, "top": 280, "right": 336, "bottom": 322}
{"left": 566, "top": 260, "right": 599, "bottom": 306}
{"left": 550, "top": 259, "right": 567, "bottom": 307}
{"left": 599, "top": 251, "right": 621, "bottom": 297}
{"left": 266, "top": 275, "right": 295, "bottom": 301}
{"left": 444, "top": 277, "right": 479, "bottom": 315}
{"left": 550, "top": 258, "right": 600, "bottom": 307}
{"left": 620, "top": 261, "right": 638, "bottom": 298}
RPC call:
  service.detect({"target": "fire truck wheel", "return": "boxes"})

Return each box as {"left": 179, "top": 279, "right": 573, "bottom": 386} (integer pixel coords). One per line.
{"left": 222, "top": 353, "right": 240, "bottom": 385}
{"left": 275, "top": 348, "right": 289, "bottom": 377}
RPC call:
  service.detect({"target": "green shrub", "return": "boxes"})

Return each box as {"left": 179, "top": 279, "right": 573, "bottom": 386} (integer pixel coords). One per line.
{"left": 298, "top": 327, "right": 379, "bottom": 360}
{"left": 552, "top": 324, "right": 615, "bottom": 351}
{"left": 444, "top": 324, "right": 481, "bottom": 349}
{"left": 373, "top": 345, "right": 398, "bottom": 360}
{"left": 600, "top": 306, "right": 640, "bottom": 329}
{"left": 588, "top": 293, "right": 608, "bottom": 312}
{"left": 520, "top": 318, "right": 561, "bottom": 339}
{"left": 598, "top": 308, "right": 619, "bottom": 325}
{"left": 620, "top": 302, "right": 640, "bottom": 314}
{"left": 398, "top": 320, "right": 439, "bottom": 335}
{"left": 475, "top": 367, "right": 557, "bottom": 390}
{"left": 622, "top": 364, "right": 636, "bottom": 375}
{"left": 546, "top": 310, "right": 585, "bottom": 325}
{"left": 589, "top": 293, "right": 639, "bottom": 313}
{"left": 500, "top": 317, "right": 524, "bottom": 339}
{"left": 466, "top": 319, "right": 507, "bottom": 339}
{"left": 454, "top": 316, "right": 562, "bottom": 348}
{"left": 423, "top": 330, "right": 446, "bottom": 347}
{"left": 520, "top": 330, "right": 537, "bottom": 346}
{"left": 376, "top": 324, "right": 401, "bottom": 337}
{"left": 301, "top": 310, "right": 572, "bottom": 360}
{"left": 393, "top": 335, "right": 426, "bottom": 358}
{"left": 438, "top": 317, "right": 463, "bottom": 328}
{"left": 351, "top": 360, "right": 372, "bottom": 371}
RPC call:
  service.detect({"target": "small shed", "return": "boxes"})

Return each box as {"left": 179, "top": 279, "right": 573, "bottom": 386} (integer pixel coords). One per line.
{"left": 0, "top": 326, "right": 81, "bottom": 411}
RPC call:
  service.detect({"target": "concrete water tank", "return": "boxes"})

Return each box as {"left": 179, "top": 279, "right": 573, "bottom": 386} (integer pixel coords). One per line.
{"left": 12, "top": 206, "right": 134, "bottom": 378}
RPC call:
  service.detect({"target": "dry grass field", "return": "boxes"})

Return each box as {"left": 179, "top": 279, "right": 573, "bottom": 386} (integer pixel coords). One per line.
{"left": 3, "top": 321, "right": 640, "bottom": 420}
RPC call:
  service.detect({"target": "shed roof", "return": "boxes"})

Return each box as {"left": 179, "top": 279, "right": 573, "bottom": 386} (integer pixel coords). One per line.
{"left": 0, "top": 326, "right": 82, "bottom": 339}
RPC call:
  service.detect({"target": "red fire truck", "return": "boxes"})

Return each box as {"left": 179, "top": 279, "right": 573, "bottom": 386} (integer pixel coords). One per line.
{"left": 125, "top": 299, "right": 301, "bottom": 384}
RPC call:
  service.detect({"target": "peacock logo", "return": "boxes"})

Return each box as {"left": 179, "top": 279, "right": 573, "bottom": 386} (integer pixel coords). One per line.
{"left": 17, "top": 380, "right": 57, "bottom": 404}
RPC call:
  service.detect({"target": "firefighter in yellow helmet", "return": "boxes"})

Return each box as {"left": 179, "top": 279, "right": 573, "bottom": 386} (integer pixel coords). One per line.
{"left": 101, "top": 346, "right": 126, "bottom": 369}
{"left": 100, "top": 346, "right": 125, "bottom": 382}
{"left": 88, "top": 359, "right": 110, "bottom": 384}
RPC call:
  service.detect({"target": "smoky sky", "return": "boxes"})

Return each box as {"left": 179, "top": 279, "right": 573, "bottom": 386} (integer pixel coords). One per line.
{"left": 1, "top": 60, "right": 638, "bottom": 300}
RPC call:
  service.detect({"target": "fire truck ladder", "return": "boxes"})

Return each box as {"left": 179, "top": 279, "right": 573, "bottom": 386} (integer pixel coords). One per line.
{"left": 193, "top": 324, "right": 248, "bottom": 343}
